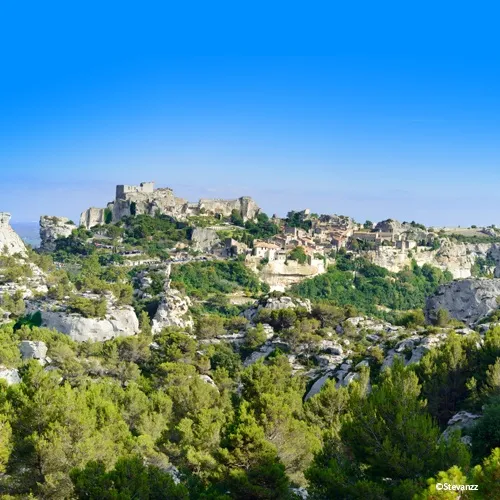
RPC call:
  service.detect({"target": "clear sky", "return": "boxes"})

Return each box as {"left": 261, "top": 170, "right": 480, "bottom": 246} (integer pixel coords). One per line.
{"left": 2, "top": 2, "right": 500, "bottom": 226}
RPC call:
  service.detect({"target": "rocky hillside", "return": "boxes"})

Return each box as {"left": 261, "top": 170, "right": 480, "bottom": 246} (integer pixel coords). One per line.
{"left": 0, "top": 206, "right": 499, "bottom": 498}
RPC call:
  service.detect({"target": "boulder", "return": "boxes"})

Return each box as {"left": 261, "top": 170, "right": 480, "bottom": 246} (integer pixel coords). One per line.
{"left": 243, "top": 343, "right": 275, "bottom": 367}
{"left": 242, "top": 296, "right": 311, "bottom": 321}
{"left": 199, "top": 374, "right": 218, "bottom": 390}
{"left": 34, "top": 306, "right": 139, "bottom": 342}
{"left": 0, "top": 366, "right": 21, "bottom": 385}
{"left": 19, "top": 340, "right": 48, "bottom": 362}
{"left": 441, "top": 411, "right": 481, "bottom": 444}
{"left": 318, "top": 340, "right": 343, "bottom": 355}
{"left": 426, "top": 278, "right": 500, "bottom": 325}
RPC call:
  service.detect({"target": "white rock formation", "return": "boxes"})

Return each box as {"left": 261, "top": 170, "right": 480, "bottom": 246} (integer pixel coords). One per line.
{"left": 426, "top": 278, "right": 500, "bottom": 325}
{"left": 366, "top": 241, "right": 500, "bottom": 279}
{"left": 0, "top": 366, "right": 21, "bottom": 385}
{"left": 190, "top": 228, "right": 221, "bottom": 252}
{"left": 38, "top": 307, "right": 139, "bottom": 342}
{"left": 253, "top": 259, "right": 326, "bottom": 291}
{"left": 0, "top": 213, "right": 27, "bottom": 256}
{"left": 79, "top": 207, "right": 107, "bottom": 229}
{"left": 19, "top": 340, "right": 48, "bottom": 362}
{"left": 243, "top": 296, "right": 311, "bottom": 322}
{"left": 152, "top": 287, "right": 194, "bottom": 333}
{"left": 39, "top": 216, "right": 77, "bottom": 251}
{"left": 304, "top": 372, "right": 333, "bottom": 401}
{"left": 26, "top": 297, "right": 140, "bottom": 342}
{"left": 243, "top": 343, "right": 275, "bottom": 367}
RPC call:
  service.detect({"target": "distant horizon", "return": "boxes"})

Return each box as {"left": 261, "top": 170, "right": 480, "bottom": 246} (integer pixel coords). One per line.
{"left": 6, "top": 178, "right": 500, "bottom": 231}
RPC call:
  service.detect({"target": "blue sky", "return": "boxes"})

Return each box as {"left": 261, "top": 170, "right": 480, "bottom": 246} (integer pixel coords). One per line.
{"left": 1, "top": 2, "right": 500, "bottom": 226}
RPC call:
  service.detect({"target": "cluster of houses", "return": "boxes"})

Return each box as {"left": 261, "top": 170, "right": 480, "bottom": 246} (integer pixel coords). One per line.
{"left": 224, "top": 211, "right": 421, "bottom": 264}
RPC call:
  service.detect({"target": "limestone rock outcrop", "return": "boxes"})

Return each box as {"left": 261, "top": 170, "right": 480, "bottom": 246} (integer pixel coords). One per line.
{"left": 366, "top": 241, "right": 500, "bottom": 279}
{"left": 40, "top": 216, "right": 77, "bottom": 251}
{"left": 441, "top": 411, "right": 481, "bottom": 445}
{"left": 39, "top": 308, "right": 139, "bottom": 342}
{"left": 0, "top": 213, "right": 27, "bottom": 256}
{"left": 152, "top": 287, "right": 194, "bottom": 333}
{"left": 426, "top": 278, "right": 500, "bottom": 325}
{"left": 27, "top": 296, "right": 139, "bottom": 342}
{"left": 0, "top": 366, "right": 21, "bottom": 385}
{"left": 19, "top": 340, "right": 48, "bottom": 363}
{"left": 243, "top": 296, "right": 311, "bottom": 322}
{"left": 79, "top": 207, "right": 106, "bottom": 229}
{"left": 250, "top": 259, "right": 326, "bottom": 292}
{"left": 190, "top": 228, "right": 221, "bottom": 252}
{"left": 80, "top": 182, "right": 261, "bottom": 229}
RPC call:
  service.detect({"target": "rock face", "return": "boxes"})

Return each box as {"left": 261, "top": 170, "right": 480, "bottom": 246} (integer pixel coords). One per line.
{"left": 0, "top": 213, "right": 27, "bottom": 256}
{"left": 152, "top": 287, "right": 194, "bottom": 333}
{"left": 366, "top": 241, "right": 500, "bottom": 279}
{"left": 0, "top": 366, "right": 21, "bottom": 385}
{"left": 243, "top": 296, "right": 312, "bottom": 322}
{"left": 39, "top": 216, "right": 77, "bottom": 251}
{"left": 251, "top": 259, "right": 327, "bottom": 292}
{"left": 79, "top": 207, "right": 106, "bottom": 229}
{"left": 190, "top": 228, "right": 221, "bottom": 252}
{"left": 441, "top": 411, "right": 481, "bottom": 445}
{"left": 19, "top": 340, "right": 48, "bottom": 362}
{"left": 80, "top": 182, "right": 261, "bottom": 229}
{"left": 39, "top": 307, "right": 139, "bottom": 342}
{"left": 27, "top": 298, "right": 140, "bottom": 342}
{"left": 426, "top": 278, "right": 500, "bottom": 325}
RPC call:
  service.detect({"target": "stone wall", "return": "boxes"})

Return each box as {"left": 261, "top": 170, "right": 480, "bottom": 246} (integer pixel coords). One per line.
{"left": 80, "top": 183, "right": 261, "bottom": 228}
{"left": 116, "top": 181, "right": 155, "bottom": 199}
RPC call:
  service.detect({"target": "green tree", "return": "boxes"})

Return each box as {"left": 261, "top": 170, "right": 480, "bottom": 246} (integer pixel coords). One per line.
{"left": 71, "top": 456, "right": 189, "bottom": 499}
{"left": 230, "top": 209, "right": 244, "bottom": 227}
{"left": 288, "top": 246, "right": 307, "bottom": 265}
{"left": 341, "top": 358, "right": 470, "bottom": 480}
{"left": 471, "top": 396, "right": 500, "bottom": 461}
{"left": 195, "top": 315, "right": 226, "bottom": 339}
{"left": 244, "top": 324, "right": 268, "bottom": 350}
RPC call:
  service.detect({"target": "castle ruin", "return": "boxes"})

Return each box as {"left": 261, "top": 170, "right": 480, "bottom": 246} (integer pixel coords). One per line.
{"left": 80, "top": 182, "right": 261, "bottom": 229}
{"left": 116, "top": 182, "right": 155, "bottom": 199}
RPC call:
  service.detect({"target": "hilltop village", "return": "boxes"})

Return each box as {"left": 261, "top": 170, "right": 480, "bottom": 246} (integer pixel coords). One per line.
{"left": 75, "top": 181, "right": 500, "bottom": 284}
{"left": 0, "top": 181, "right": 500, "bottom": 498}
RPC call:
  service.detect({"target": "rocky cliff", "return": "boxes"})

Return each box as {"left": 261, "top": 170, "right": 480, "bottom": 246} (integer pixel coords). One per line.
{"left": 426, "top": 278, "right": 500, "bottom": 325}
{"left": 366, "top": 241, "right": 500, "bottom": 278}
{"left": 0, "top": 213, "right": 27, "bottom": 256}
{"left": 39, "top": 216, "right": 77, "bottom": 251}
{"left": 79, "top": 207, "right": 107, "bottom": 228}
{"left": 190, "top": 228, "right": 221, "bottom": 252}
{"left": 249, "top": 259, "right": 327, "bottom": 292}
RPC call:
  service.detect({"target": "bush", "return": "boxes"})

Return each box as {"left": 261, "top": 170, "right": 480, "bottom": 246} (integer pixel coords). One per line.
{"left": 67, "top": 296, "right": 107, "bottom": 318}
